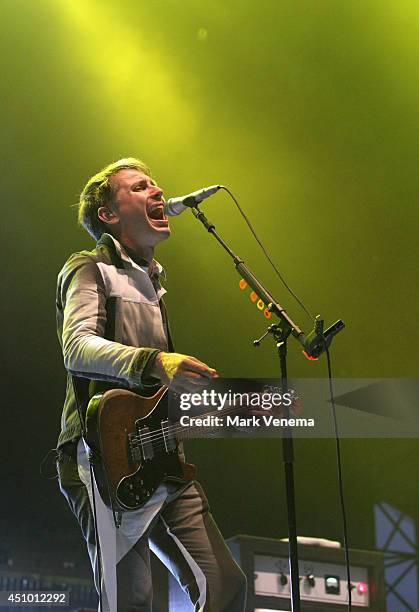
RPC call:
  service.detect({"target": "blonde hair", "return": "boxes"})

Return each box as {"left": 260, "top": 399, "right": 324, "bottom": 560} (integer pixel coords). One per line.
{"left": 78, "top": 157, "right": 151, "bottom": 240}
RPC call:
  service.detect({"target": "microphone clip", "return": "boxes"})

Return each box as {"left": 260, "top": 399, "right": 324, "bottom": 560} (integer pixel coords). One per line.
{"left": 303, "top": 315, "right": 345, "bottom": 360}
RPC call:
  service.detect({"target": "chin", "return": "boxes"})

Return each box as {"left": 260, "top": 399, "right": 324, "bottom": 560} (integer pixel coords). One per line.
{"left": 154, "top": 227, "right": 171, "bottom": 243}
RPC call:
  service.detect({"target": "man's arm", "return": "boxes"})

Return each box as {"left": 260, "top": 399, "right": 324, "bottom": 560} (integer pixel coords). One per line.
{"left": 59, "top": 253, "right": 159, "bottom": 387}
{"left": 58, "top": 252, "right": 217, "bottom": 391}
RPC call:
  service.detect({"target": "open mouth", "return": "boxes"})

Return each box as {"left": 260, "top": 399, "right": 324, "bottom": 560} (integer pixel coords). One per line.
{"left": 148, "top": 205, "right": 167, "bottom": 222}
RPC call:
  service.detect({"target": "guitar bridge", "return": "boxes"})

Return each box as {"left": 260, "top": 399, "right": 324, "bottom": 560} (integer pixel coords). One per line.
{"left": 128, "top": 433, "right": 142, "bottom": 463}
{"left": 136, "top": 425, "right": 154, "bottom": 461}
{"left": 161, "top": 419, "right": 177, "bottom": 453}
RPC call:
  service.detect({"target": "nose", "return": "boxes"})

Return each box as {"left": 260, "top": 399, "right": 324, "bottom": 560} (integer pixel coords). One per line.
{"left": 150, "top": 183, "right": 163, "bottom": 201}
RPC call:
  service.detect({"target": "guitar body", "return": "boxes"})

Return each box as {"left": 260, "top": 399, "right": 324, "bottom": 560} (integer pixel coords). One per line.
{"left": 85, "top": 387, "right": 196, "bottom": 512}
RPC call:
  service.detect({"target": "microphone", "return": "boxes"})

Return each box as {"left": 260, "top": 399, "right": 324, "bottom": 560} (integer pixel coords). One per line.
{"left": 164, "top": 185, "right": 222, "bottom": 217}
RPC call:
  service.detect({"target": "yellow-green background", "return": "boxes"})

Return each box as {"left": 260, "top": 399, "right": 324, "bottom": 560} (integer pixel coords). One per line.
{"left": 1, "top": 0, "right": 418, "bottom": 549}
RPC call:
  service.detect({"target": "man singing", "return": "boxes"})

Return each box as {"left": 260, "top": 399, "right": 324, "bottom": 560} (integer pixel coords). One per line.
{"left": 55, "top": 158, "right": 246, "bottom": 611}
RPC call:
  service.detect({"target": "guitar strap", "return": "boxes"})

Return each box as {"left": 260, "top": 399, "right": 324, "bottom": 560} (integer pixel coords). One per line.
{"left": 71, "top": 375, "right": 90, "bottom": 438}
{"left": 69, "top": 258, "right": 122, "bottom": 611}
{"left": 70, "top": 254, "right": 175, "bottom": 525}
{"left": 159, "top": 297, "right": 175, "bottom": 352}
{"left": 72, "top": 286, "right": 123, "bottom": 520}
{"left": 64, "top": 239, "right": 175, "bottom": 611}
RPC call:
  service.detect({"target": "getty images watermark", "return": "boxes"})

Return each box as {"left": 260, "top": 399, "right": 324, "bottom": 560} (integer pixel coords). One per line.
{"left": 169, "top": 378, "right": 419, "bottom": 439}
{"left": 176, "top": 387, "right": 315, "bottom": 430}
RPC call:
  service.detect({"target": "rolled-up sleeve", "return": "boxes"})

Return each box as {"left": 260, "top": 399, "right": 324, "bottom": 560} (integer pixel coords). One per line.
{"left": 58, "top": 253, "right": 160, "bottom": 387}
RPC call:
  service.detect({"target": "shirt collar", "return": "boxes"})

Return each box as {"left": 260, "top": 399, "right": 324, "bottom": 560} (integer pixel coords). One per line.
{"left": 103, "top": 233, "right": 166, "bottom": 280}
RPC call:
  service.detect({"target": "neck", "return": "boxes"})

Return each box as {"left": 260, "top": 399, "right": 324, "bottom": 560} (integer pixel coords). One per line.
{"left": 116, "top": 233, "right": 155, "bottom": 266}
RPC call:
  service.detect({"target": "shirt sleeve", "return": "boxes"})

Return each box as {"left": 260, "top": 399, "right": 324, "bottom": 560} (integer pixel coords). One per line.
{"left": 58, "top": 252, "right": 161, "bottom": 388}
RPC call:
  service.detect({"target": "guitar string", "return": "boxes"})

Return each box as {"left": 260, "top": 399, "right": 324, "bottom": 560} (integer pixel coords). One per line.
{"left": 128, "top": 402, "right": 283, "bottom": 454}
{"left": 128, "top": 388, "right": 296, "bottom": 446}
{"left": 130, "top": 403, "right": 241, "bottom": 447}
{"left": 130, "top": 402, "right": 251, "bottom": 451}
{"left": 130, "top": 397, "right": 297, "bottom": 445}
{"left": 132, "top": 400, "right": 247, "bottom": 439}
{"left": 129, "top": 431, "right": 219, "bottom": 459}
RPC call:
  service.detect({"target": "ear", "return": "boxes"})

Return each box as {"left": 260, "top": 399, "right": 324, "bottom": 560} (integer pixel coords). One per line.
{"left": 97, "top": 206, "right": 119, "bottom": 225}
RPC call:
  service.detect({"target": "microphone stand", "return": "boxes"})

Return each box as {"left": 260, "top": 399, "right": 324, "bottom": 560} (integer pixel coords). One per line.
{"left": 191, "top": 205, "right": 344, "bottom": 612}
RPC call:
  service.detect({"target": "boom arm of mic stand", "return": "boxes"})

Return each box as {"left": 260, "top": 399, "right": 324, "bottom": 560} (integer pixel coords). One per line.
{"left": 191, "top": 205, "right": 344, "bottom": 358}
{"left": 191, "top": 204, "right": 345, "bottom": 612}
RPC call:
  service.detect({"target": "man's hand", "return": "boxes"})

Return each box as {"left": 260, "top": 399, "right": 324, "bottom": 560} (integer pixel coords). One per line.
{"left": 150, "top": 351, "right": 218, "bottom": 393}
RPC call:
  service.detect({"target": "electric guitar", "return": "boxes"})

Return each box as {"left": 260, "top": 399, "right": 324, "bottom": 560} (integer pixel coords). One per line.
{"left": 85, "top": 385, "right": 297, "bottom": 513}
{"left": 84, "top": 386, "right": 241, "bottom": 513}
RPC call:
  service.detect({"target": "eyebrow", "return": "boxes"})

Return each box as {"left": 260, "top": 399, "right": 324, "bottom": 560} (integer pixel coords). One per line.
{"left": 131, "top": 177, "right": 157, "bottom": 187}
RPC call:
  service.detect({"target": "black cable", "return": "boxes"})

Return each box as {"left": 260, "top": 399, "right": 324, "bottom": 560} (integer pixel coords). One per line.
{"left": 219, "top": 187, "right": 352, "bottom": 608}
{"left": 220, "top": 185, "right": 316, "bottom": 322}
{"left": 39, "top": 448, "right": 59, "bottom": 479}
{"left": 325, "top": 346, "right": 352, "bottom": 611}
{"left": 212, "top": 184, "right": 350, "bottom": 607}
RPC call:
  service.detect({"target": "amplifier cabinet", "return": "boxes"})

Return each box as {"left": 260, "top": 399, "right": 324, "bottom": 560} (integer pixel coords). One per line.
{"left": 227, "top": 535, "right": 385, "bottom": 612}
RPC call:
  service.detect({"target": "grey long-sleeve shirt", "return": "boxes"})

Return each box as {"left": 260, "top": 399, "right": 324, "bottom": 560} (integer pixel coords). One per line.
{"left": 56, "top": 233, "right": 171, "bottom": 447}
